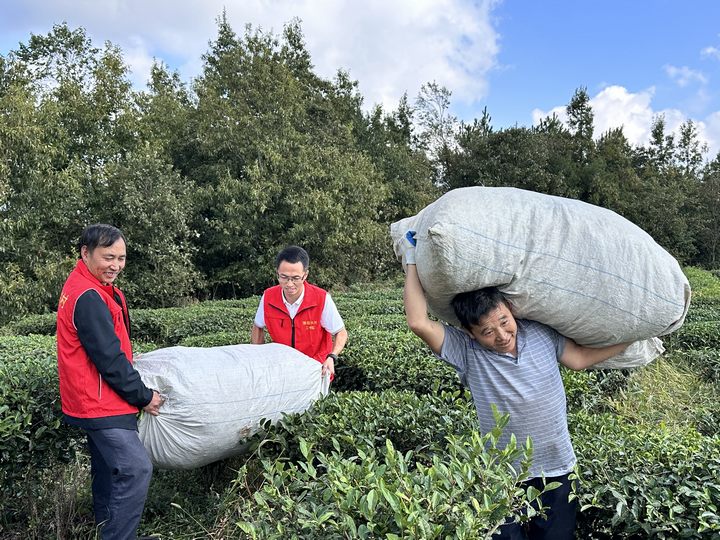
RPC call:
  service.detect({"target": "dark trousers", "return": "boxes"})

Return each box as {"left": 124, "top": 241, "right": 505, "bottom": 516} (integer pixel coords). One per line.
{"left": 86, "top": 428, "right": 153, "bottom": 540}
{"left": 492, "top": 473, "right": 577, "bottom": 540}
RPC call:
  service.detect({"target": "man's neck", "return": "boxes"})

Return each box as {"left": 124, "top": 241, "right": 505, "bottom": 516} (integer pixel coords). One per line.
{"left": 283, "top": 287, "right": 304, "bottom": 305}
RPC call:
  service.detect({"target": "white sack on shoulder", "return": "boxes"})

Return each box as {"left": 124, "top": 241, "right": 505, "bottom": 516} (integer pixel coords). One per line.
{"left": 135, "top": 343, "right": 329, "bottom": 469}
{"left": 390, "top": 186, "right": 691, "bottom": 369}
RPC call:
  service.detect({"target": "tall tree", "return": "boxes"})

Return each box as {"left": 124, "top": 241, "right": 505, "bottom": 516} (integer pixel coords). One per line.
{"left": 0, "top": 38, "right": 86, "bottom": 322}
{"left": 187, "top": 17, "right": 390, "bottom": 296}
{"left": 565, "top": 87, "right": 598, "bottom": 199}
{"left": 0, "top": 24, "right": 199, "bottom": 322}
{"left": 355, "top": 96, "right": 436, "bottom": 222}
{"left": 442, "top": 114, "right": 577, "bottom": 198}
{"left": 696, "top": 156, "right": 720, "bottom": 267}
{"left": 592, "top": 127, "right": 641, "bottom": 213}
{"left": 676, "top": 119, "right": 707, "bottom": 177}
{"left": 84, "top": 144, "right": 201, "bottom": 306}
{"left": 415, "top": 81, "right": 458, "bottom": 183}
{"left": 628, "top": 118, "right": 702, "bottom": 262}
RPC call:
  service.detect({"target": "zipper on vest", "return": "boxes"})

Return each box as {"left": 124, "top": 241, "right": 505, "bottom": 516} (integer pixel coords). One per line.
{"left": 112, "top": 286, "right": 131, "bottom": 340}
{"left": 291, "top": 318, "right": 295, "bottom": 348}
{"left": 98, "top": 374, "right": 102, "bottom": 399}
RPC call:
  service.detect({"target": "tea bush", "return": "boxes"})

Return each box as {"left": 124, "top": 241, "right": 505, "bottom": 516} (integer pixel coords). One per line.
{"left": 200, "top": 298, "right": 263, "bottom": 310}
{"left": 664, "top": 321, "right": 720, "bottom": 350}
{"left": 131, "top": 306, "right": 255, "bottom": 346}
{"left": 3, "top": 278, "right": 720, "bottom": 538}
{"left": 178, "top": 331, "right": 248, "bottom": 347}
{"left": 684, "top": 303, "right": 720, "bottom": 323}
{"left": 561, "top": 367, "right": 630, "bottom": 414}
{"left": 1, "top": 312, "right": 56, "bottom": 336}
{"left": 0, "top": 334, "right": 56, "bottom": 363}
{"left": 1, "top": 305, "right": 255, "bottom": 346}
{"left": 684, "top": 267, "right": 720, "bottom": 300}
{"left": 334, "top": 328, "right": 461, "bottom": 394}
{"left": 344, "top": 313, "right": 409, "bottom": 331}
{"left": 229, "top": 416, "right": 554, "bottom": 540}
{"left": 0, "top": 351, "right": 83, "bottom": 525}
{"left": 249, "top": 389, "right": 478, "bottom": 465}
{"left": 334, "top": 292, "right": 406, "bottom": 317}
{"left": 572, "top": 411, "right": 720, "bottom": 539}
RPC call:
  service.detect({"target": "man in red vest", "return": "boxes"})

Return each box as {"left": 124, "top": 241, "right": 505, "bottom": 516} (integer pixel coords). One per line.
{"left": 251, "top": 245, "right": 347, "bottom": 379}
{"left": 56, "top": 224, "right": 164, "bottom": 540}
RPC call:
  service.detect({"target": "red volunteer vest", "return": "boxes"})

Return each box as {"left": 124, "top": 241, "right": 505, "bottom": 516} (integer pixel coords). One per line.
{"left": 263, "top": 283, "right": 333, "bottom": 363}
{"left": 56, "top": 260, "right": 138, "bottom": 418}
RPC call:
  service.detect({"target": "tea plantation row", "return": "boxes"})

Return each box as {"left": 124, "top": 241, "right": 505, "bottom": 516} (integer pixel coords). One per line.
{"left": 1, "top": 270, "right": 719, "bottom": 538}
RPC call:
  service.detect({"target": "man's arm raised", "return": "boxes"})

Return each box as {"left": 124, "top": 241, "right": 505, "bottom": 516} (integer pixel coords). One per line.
{"left": 404, "top": 264, "right": 445, "bottom": 355}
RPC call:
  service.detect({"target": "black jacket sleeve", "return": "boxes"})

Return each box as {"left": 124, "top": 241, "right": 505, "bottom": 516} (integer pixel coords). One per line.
{"left": 74, "top": 290, "right": 153, "bottom": 408}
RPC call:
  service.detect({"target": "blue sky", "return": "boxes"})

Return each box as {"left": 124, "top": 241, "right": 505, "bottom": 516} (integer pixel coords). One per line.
{"left": 2, "top": 0, "right": 719, "bottom": 157}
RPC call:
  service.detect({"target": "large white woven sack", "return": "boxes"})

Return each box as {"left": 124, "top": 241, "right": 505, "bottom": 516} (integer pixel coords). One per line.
{"left": 135, "top": 343, "right": 329, "bottom": 469}
{"left": 391, "top": 186, "right": 691, "bottom": 369}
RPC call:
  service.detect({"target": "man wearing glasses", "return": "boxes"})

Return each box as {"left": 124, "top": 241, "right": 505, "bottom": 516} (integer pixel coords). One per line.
{"left": 251, "top": 245, "right": 347, "bottom": 379}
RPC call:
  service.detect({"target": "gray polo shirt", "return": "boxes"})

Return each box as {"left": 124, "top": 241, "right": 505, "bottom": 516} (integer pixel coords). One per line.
{"left": 439, "top": 320, "right": 575, "bottom": 478}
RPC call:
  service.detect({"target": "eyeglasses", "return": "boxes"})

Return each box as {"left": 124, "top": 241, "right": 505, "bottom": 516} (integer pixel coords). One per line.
{"left": 278, "top": 273, "right": 305, "bottom": 283}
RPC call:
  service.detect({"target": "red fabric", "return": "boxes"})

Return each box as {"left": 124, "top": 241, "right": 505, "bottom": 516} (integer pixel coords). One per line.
{"left": 56, "top": 260, "right": 138, "bottom": 418}
{"left": 263, "top": 283, "right": 333, "bottom": 364}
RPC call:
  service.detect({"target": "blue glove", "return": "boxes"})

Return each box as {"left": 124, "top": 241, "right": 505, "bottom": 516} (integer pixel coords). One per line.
{"left": 404, "top": 230, "right": 417, "bottom": 247}
{"left": 393, "top": 230, "right": 417, "bottom": 271}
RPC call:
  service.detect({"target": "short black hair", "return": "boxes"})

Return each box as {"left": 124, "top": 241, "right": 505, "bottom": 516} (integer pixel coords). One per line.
{"left": 275, "top": 245, "right": 310, "bottom": 270}
{"left": 451, "top": 287, "right": 508, "bottom": 330}
{"left": 79, "top": 224, "right": 125, "bottom": 255}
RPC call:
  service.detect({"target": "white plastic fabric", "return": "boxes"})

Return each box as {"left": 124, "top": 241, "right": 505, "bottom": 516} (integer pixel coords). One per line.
{"left": 391, "top": 186, "right": 691, "bottom": 369}
{"left": 134, "top": 343, "right": 330, "bottom": 469}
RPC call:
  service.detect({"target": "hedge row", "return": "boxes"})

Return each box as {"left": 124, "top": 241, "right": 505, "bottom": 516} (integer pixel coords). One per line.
{"left": 334, "top": 298, "right": 405, "bottom": 317}
{"left": 228, "top": 413, "right": 546, "bottom": 540}
{"left": 0, "top": 313, "right": 56, "bottom": 337}
{"left": 343, "top": 313, "right": 408, "bottom": 331}
{"left": 131, "top": 306, "right": 255, "bottom": 345}
{"left": 1, "top": 305, "right": 256, "bottom": 347}
{"left": 0, "top": 300, "right": 411, "bottom": 346}
{"left": 664, "top": 321, "right": 720, "bottom": 351}
{"left": 572, "top": 411, "right": 720, "bottom": 539}
{"left": 684, "top": 267, "right": 720, "bottom": 300}
{"left": 178, "top": 331, "right": 248, "bottom": 347}
{"left": 0, "top": 351, "right": 83, "bottom": 524}
{"left": 684, "top": 303, "right": 720, "bottom": 324}
{"left": 0, "top": 334, "right": 56, "bottom": 363}
{"left": 332, "top": 328, "right": 461, "bottom": 395}
{"left": 247, "top": 389, "right": 478, "bottom": 465}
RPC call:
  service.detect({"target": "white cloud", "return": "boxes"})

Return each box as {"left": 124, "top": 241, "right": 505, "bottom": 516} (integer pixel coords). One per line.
{"left": 664, "top": 64, "right": 707, "bottom": 87}
{"left": 121, "top": 36, "right": 157, "bottom": 90}
{"left": 234, "top": 0, "right": 501, "bottom": 111}
{"left": 591, "top": 86, "right": 657, "bottom": 144}
{"left": 701, "top": 46, "right": 720, "bottom": 60}
{"left": 532, "top": 85, "right": 719, "bottom": 158}
{"left": 701, "top": 111, "right": 720, "bottom": 159}
{"left": 2, "top": 0, "right": 500, "bottom": 112}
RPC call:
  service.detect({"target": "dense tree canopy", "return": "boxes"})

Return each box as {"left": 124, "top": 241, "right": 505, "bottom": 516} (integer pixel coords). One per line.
{"left": 0, "top": 19, "right": 718, "bottom": 325}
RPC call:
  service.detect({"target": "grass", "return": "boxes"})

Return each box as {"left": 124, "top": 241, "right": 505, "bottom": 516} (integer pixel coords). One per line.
{"left": 606, "top": 355, "right": 720, "bottom": 435}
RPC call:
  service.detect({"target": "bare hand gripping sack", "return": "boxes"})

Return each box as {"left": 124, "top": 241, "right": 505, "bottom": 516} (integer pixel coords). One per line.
{"left": 390, "top": 187, "right": 691, "bottom": 369}
{"left": 134, "top": 343, "right": 329, "bottom": 469}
